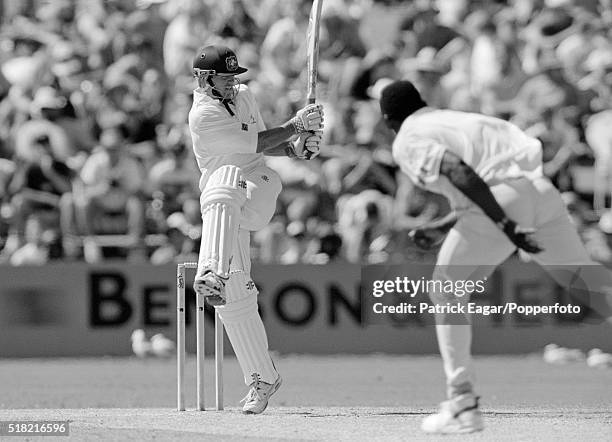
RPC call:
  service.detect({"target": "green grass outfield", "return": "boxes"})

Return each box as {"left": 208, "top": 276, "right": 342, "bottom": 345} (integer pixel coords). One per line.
{"left": 0, "top": 355, "right": 610, "bottom": 441}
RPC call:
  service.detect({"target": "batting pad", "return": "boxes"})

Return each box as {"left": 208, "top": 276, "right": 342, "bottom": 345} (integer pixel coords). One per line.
{"left": 198, "top": 165, "right": 247, "bottom": 278}
{"left": 216, "top": 288, "right": 277, "bottom": 385}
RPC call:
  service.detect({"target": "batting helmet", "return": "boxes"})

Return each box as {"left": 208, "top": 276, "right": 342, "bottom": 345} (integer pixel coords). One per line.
{"left": 193, "top": 45, "right": 248, "bottom": 77}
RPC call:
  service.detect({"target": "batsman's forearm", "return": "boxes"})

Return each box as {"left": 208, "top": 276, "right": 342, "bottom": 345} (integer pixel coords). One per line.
{"left": 256, "top": 123, "right": 296, "bottom": 153}
{"left": 262, "top": 142, "right": 294, "bottom": 157}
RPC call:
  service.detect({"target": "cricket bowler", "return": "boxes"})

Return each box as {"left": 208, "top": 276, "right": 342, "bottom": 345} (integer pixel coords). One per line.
{"left": 379, "top": 80, "right": 612, "bottom": 434}
{"left": 189, "top": 45, "right": 323, "bottom": 414}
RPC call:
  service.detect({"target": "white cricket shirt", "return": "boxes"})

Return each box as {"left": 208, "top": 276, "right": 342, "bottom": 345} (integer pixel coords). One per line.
{"left": 189, "top": 84, "right": 267, "bottom": 190}
{"left": 392, "top": 108, "right": 543, "bottom": 210}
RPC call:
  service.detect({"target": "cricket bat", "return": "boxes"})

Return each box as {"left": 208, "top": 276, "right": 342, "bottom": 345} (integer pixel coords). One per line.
{"left": 306, "top": 0, "right": 324, "bottom": 105}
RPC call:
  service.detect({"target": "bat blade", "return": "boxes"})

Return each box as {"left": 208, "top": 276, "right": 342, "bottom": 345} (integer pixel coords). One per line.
{"left": 306, "top": 0, "right": 323, "bottom": 104}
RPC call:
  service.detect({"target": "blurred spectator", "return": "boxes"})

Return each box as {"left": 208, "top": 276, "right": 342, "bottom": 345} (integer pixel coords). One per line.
{"left": 397, "top": 4, "right": 461, "bottom": 56}
{"left": 164, "top": 199, "right": 201, "bottom": 244}
{"left": 314, "top": 229, "right": 344, "bottom": 263}
{"left": 259, "top": 1, "right": 310, "bottom": 88}
{"left": 468, "top": 11, "right": 529, "bottom": 116}
{"left": 162, "top": 0, "right": 218, "bottom": 88}
{"left": 15, "top": 86, "right": 87, "bottom": 159}
{"left": 124, "top": 0, "right": 168, "bottom": 63}
{"left": 149, "top": 226, "right": 197, "bottom": 265}
{"left": 585, "top": 110, "right": 612, "bottom": 213}
{"left": 326, "top": 146, "right": 396, "bottom": 197}
{"left": 348, "top": 49, "right": 398, "bottom": 102}
{"left": 526, "top": 106, "right": 587, "bottom": 191}
{"left": 10, "top": 216, "right": 59, "bottom": 266}
{"left": 400, "top": 47, "right": 450, "bottom": 108}
{"left": 337, "top": 189, "right": 393, "bottom": 263}
{"left": 9, "top": 215, "right": 52, "bottom": 266}
{"left": 252, "top": 217, "right": 286, "bottom": 264}
{"left": 66, "top": 124, "right": 146, "bottom": 262}
{"left": 579, "top": 47, "right": 612, "bottom": 112}
{"left": 512, "top": 55, "right": 594, "bottom": 127}
{"left": 304, "top": 221, "right": 345, "bottom": 264}
{"left": 218, "top": 0, "right": 262, "bottom": 43}
{"left": 279, "top": 220, "right": 310, "bottom": 264}
{"left": 555, "top": 16, "right": 604, "bottom": 82}
{"left": 1, "top": 135, "right": 71, "bottom": 262}
{"left": 148, "top": 127, "right": 199, "bottom": 216}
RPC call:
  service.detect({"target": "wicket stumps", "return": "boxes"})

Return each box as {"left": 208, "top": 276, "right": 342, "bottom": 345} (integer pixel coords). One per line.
{"left": 176, "top": 262, "right": 224, "bottom": 411}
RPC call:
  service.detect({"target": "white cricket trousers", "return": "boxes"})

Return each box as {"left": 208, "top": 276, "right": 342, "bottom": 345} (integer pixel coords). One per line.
{"left": 198, "top": 165, "right": 282, "bottom": 385}
{"left": 432, "top": 176, "right": 612, "bottom": 398}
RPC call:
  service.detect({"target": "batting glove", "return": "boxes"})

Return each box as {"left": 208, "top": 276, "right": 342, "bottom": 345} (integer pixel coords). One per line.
{"left": 291, "top": 104, "right": 324, "bottom": 133}
{"left": 288, "top": 131, "right": 322, "bottom": 160}
{"left": 497, "top": 218, "right": 543, "bottom": 254}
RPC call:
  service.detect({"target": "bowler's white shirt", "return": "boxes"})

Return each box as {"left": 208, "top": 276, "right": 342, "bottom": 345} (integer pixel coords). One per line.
{"left": 189, "top": 84, "right": 266, "bottom": 190}
{"left": 392, "top": 108, "right": 543, "bottom": 210}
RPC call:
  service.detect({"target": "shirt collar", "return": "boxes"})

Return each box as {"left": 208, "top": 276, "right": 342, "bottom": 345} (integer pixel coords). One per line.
{"left": 193, "top": 88, "right": 235, "bottom": 106}
{"left": 408, "top": 106, "right": 435, "bottom": 119}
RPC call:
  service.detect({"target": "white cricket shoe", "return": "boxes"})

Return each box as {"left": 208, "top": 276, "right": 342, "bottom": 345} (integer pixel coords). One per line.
{"left": 421, "top": 393, "right": 484, "bottom": 434}
{"left": 194, "top": 271, "right": 227, "bottom": 306}
{"left": 241, "top": 374, "right": 282, "bottom": 414}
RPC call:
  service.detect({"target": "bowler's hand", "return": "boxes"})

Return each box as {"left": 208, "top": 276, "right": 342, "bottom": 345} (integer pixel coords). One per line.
{"left": 500, "top": 219, "right": 543, "bottom": 254}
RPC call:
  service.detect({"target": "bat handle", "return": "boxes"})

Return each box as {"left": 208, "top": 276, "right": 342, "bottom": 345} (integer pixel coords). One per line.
{"left": 306, "top": 96, "right": 319, "bottom": 135}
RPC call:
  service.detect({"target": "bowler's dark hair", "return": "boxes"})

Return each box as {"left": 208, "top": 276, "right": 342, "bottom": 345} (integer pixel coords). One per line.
{"left": 379, "top": 80, "right": 427, "bottom": 122}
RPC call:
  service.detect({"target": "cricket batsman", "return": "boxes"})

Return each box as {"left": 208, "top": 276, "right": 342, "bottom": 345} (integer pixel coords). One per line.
{"left": 379, "top": 80, "right": 612, "bottom": 434}
{"left": 189, "top": 45, "right": 323, "bottom": 414}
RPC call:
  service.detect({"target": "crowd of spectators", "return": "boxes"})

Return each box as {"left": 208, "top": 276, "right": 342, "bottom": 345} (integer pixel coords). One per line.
{"left": 0, "top": 0, "right": 611, "bottom": 266}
